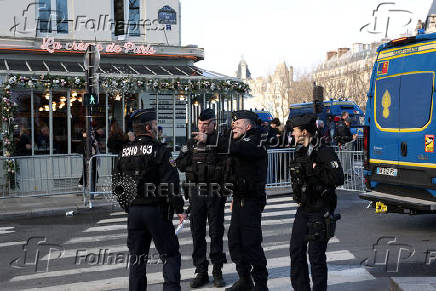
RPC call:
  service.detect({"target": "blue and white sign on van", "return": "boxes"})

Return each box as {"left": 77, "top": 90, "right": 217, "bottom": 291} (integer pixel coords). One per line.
{"left": 158, "top": 5, "right": 177, "bottom": 25}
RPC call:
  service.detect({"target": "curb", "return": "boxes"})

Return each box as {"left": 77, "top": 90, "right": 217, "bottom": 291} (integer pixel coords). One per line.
{"left": 0, "top": 202, "right": 119, "bottom": 221}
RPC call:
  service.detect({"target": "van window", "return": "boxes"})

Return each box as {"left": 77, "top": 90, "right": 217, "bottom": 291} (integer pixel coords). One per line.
{"left": 350, "top": 115, "right": 364, "bottom": 127}
{"left": 399, "top": 72, "right": 433, "bottom": 129}
{"left": 289, "top": 105, "right": 313, "bottom": 117}
{"left": 375, "top": 76, "right": 401, "bottom": 128}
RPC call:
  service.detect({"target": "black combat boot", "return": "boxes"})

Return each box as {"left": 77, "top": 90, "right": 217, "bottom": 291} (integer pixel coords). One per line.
{"left": 212, "top": 264, "right": 225, "bottom": 287}
{"left": 224, "top": 275, "right": 254, "bottom": 291}
{"left": 190, "top": 272, "right": 209, "bottom": 288}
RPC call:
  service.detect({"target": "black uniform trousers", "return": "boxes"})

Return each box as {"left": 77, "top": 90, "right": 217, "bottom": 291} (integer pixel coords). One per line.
{"left": 228, "top": 197, "right": 268, "bottom": 285}
{"left": 127, "top": 206, "right": 181, "bottom": 291}
{"left": 190, "top": 192, "right": 227, "bottom": 273}
{"left": 290, "top": 207, "right": 328, "bottom": 291}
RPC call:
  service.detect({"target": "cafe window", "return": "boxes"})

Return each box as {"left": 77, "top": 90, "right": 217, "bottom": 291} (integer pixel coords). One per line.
{"left": 10, "top": 91, "right": 32, "bottom": 156}
{"left": 33, "top": 92, "right": 50, "bottom": 155}
{"left": 70, "top": 91, "right": 85, "bottom": 154}
{"left": 52, "top": 92, "right": 68, "bottom": 154}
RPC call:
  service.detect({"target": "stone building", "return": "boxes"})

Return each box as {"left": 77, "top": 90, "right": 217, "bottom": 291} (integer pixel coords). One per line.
{"left": 313, "top": 42, "right": 381, "bottom": 109}
{"left": 314, "top": 1, "right": 436, "bottom": 110}
{"left": 238, "top": 59, "right": 294, "bottom": 121}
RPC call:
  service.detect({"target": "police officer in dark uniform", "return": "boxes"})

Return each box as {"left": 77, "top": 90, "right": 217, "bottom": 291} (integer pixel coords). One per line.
{"left": 226, "top": 110, "right": 268, "bottom": 291}
{"left": 176, "top": 109, "right": 228, "bottom": 288}
{"left": 113, "top": 109, "right": 185, "bottom": 291}
{"left": 288, "top": 114, "right": 344, "bottom": 291}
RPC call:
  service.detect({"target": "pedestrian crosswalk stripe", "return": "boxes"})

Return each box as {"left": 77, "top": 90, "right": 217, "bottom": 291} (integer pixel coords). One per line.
{"left": 17, "top": 254, "right": 368, "bottom": 291}
{"left": 84, "top": 224, "right": 126, "bottom": 232}
{"left": 0, "top": 226, "right": 14, "bottom": 235}
{"left": 97, "top": 217, "right": 127, "bottom": 224}
{"left": 267, "top": 196, "right": 293, "bottom": 203}
{"left": 328, "top": 267, "right": 375, "bottom": 284}
{"left": 225, "top": 209, "right": 297, "bottom": 220}
{"left": 19, "top": 246, "right": 350, "bottom": 283}
{"left": 0, "top": 226, "right": 14, "bottom": 230}
{"left": 262, "top": 218, "right": 294, "bottom": 226}
{"left": 65, "top": 233, "right": 127, "bottom": 244}
{"left": 0, "top": 241, "right": 25, "bottom": 248}
{"left": 109, "top": 211, "right": 126, "bottom": 216}
{"left": 44, "top": 231, "right": 340, "bottom": 262}
{"left": 98, "top": 208, "right": 297, "bottom": 225}
{"left": 104, "top": 202, "right": 298, "bottom": 222}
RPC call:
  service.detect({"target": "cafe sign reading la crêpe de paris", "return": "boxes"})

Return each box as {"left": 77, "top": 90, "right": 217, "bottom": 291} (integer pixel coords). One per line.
{"left": 40, "top": 37, "right": 156, "bottom": 55}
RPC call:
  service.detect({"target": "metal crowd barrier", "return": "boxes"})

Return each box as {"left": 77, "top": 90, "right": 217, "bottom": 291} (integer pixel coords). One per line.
{"left": 0, "top": 154, "right": 83, "bottom": 198}
{"left": 0, "top": 146, "right": 364, "bottom": 203}
{"left": 84, "top": 147, "right": 365, "bottom": 208}
{"left": 266, "top": 148, "right": 294, "bottom": 188}
{"left": 335, "top": 150, "right": 365, "bottom": 192}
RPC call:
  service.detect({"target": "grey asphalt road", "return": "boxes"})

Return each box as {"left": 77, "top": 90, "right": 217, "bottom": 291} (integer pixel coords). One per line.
{"left": 0, "top": 191, "right": 435, "bottom": 290}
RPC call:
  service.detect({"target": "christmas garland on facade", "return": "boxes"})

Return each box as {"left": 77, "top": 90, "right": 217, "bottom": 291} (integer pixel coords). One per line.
{"left": 100, "top": 76, "right": 250, "bottom": 95}
{"left": 1, "top": 92, "right": 18, "bottom": 190}
{"left": 0, "top": 73, "right": 249, "bottom": 189}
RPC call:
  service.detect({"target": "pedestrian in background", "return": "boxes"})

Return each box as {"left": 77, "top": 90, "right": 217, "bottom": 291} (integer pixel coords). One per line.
{"left": 107, "top": 120, "right": 128, "bottom": 154}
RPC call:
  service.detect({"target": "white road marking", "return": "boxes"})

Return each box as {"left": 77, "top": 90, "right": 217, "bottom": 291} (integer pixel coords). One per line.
{"left": 0, "top": 241, "right": 25, "bottom": 248}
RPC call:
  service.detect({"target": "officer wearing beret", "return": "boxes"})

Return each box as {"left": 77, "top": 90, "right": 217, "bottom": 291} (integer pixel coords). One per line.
{"left": 176, "top": 108, "right": 228, "bottom": 288}
{"left": 113, "top": 109, "right": 185, "bottom": 291}
{"left": 226, "top": 110, "right": 268, "bottom": 291}
{"left": 288, "top": 114, "right": 344, "bottom": 291}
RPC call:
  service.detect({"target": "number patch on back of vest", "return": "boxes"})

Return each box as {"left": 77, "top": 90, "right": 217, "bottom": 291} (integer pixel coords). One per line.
{"left": 122, "top": 145, "right": 153, "bottom": 157}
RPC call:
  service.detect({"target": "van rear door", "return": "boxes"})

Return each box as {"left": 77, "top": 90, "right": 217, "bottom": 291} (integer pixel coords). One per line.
{"left": 369, "top": 62, "right": 401, "bottom": 184}
{"left": 396, "top": 70, "right": 435, "bottom": 188}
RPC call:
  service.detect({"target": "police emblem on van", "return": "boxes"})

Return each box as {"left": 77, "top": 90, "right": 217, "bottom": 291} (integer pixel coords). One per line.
{"left": 381, "top": 90, "right": 391, "bottom": 119}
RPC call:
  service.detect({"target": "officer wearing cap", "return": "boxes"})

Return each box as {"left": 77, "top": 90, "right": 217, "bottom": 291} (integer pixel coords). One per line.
{"left": 226, "top": 110, "right": 268, "bottom": 291}
{"left": 113, "top": 109, "right": 185, "bottom": 291}
{"left": 176, "top": 108, "right": 228, "bottom": 288}
{"left": 288, "top": 113, "right": 344, "bottom": 291}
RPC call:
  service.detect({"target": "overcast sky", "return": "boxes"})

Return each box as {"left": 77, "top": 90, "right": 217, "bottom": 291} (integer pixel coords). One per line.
{"left": 181, "top": 0, "right": 433, "bottom": 79}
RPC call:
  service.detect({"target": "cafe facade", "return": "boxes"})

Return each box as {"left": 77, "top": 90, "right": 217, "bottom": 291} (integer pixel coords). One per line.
{"left": 0, "top": 38, "right": 247, "bottom": 195}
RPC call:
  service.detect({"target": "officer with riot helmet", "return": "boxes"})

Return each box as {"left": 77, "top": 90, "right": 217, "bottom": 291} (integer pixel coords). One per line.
{"left": 113, "top": 109, "right": 185, "bottom": 291}
{"left": 288, "top": 113, "right": 344, "bottom": 291}
{"left": 226, "top": 110, "right": 268, "bottom": 291}
{"left": 176, "top": 108, "right": 228, "bottom": 288}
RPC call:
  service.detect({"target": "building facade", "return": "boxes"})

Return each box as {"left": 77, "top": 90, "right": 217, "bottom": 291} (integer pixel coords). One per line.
{"left": 239, "top": 60, "right": 294, "bottom": 122}
{"left": 313, "top": 43, "right": 380, "bottom": 110}
{"left": 0, "top": 0, "right": 246, "bottom": 195}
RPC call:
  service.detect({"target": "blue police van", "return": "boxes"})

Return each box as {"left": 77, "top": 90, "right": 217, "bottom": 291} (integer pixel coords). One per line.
{"left": 288, "top": 100, "right": 365, "bottom": 136}
{"left": 254, "top": 110, "right": 273, "bottom": 123}
{"left": 360, "top": 33, "right": 436, "bottom": 214}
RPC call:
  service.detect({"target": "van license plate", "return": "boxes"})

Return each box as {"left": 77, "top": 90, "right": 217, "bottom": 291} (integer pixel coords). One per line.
{"left": 376, "top": 167, "right": 398, "bottom": 177}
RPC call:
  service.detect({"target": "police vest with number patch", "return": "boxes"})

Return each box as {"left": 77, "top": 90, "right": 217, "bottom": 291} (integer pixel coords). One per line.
{"left": 118, "top": 136, "right": 161, "bottom": 204}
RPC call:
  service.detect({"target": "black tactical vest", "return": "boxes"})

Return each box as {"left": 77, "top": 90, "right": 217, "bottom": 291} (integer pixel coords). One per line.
{"left": 118, "top": 136, "right": 161, "bottom": 204}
